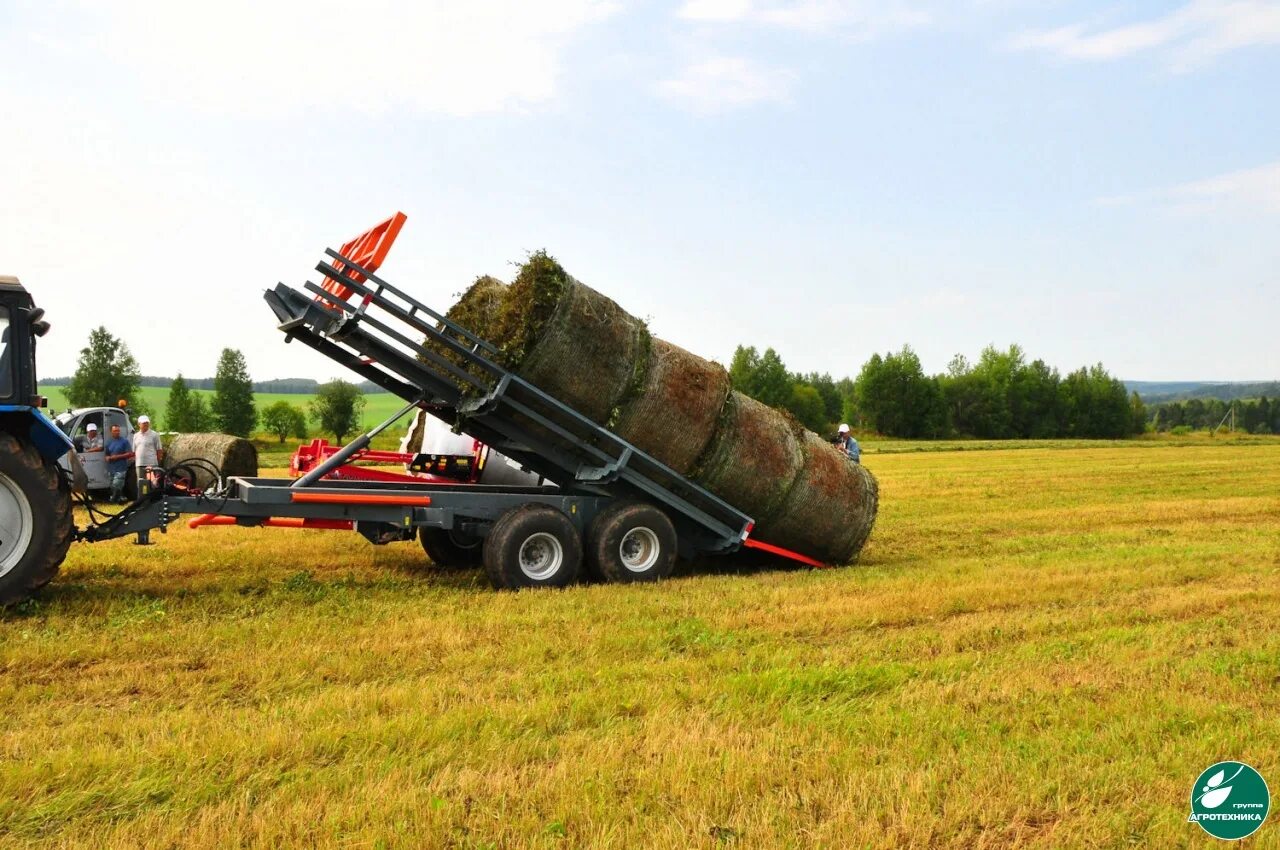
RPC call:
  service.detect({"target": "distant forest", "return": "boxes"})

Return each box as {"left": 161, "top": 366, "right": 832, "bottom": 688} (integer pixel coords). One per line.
{"left": 42, "top": 376, "right": 387, "bottom": 394}
{"left": 1125, "top": 381, "right": 1280, "bottom": 404}
{"left": 1147, "top": 397, "right": 1280, "bottom": 435}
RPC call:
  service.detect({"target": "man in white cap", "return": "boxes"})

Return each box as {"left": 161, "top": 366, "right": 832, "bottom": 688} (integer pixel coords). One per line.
{"left": 80, "top": 422, "right": 104, "bottom": 455}
{"left": 834, "top": 423, "right": 860, "bottom": 464}
{"left": 131, "top": 415, "right": 164, "bottom": 543}
{"left": 132, "top": 415, "right": 164, "bottom": 477}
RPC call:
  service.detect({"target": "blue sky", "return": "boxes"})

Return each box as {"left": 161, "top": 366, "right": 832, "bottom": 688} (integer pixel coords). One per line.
{"left": 2, "top": 0, "right": 1277, "bottom": 384}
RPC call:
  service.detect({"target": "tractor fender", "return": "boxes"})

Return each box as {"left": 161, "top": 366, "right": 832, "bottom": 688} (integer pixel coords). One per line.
{"left": 0, "top": 406, "right": 74, "bottom": 464}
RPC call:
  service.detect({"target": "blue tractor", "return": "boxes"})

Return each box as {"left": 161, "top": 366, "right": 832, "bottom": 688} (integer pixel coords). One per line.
{"left": 0, "top": 276, "right": 75, "bottom": 605}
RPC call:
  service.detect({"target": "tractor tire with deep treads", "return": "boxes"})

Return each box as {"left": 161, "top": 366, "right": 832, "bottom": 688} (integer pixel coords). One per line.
{"left": 419, "top": 527, "right": 484, "bottom": 569}
{"left": 482, "top": 504, "right": 582, "bottom": 590}
{"left": 0, "top": 434, "right": 73, "bottom": 606}
{"left": 586, "top": 501, "right": 678, "bottom": 584}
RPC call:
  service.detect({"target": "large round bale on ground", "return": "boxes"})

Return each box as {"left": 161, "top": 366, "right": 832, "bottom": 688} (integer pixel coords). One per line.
{"left": 491, "top": 252, "right": 646, "bottom": 425}
{"left": 758, "top": 431, "right": 879, "bottom": 564}
{"left": 164, "top": 434, "right": 257, "bottom": 489}
{"left": 691, "top": 391, "right": 805, "bottom": 527}
{"left": 612, "top": 338, "right": 731, "bottom": 474}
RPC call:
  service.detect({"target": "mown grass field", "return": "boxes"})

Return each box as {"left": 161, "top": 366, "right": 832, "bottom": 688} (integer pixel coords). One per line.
{"left": 2, "top": 439, "right": 1278, "bottom": 848}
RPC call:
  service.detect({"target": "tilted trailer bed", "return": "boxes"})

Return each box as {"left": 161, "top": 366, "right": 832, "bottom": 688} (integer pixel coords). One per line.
{"left": 75, "top": 214, "right": 822, "bottom": 588}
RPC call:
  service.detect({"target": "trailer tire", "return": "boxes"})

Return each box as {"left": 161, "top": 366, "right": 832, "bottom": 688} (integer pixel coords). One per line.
{"left": 586, "top": 501, "right": 677, "bottom": 583}
{"left": 420, "top": 527, "right": 483, "bottom": 569}
{"left": 483, "top": 504, "right": 582, "bottom": 590}
{"left": 0, "top": 434, "right": 74, "bottom": 606}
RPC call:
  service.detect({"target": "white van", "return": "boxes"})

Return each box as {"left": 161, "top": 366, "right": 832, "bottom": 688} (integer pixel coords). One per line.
{"left": 52, "top": 407, "right": 135, "bottom": 497}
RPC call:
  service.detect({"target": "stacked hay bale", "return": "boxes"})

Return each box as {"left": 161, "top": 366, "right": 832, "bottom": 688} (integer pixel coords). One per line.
{"left": 430, "top": 252, "right": 878, "bottom": 564}
{"left": 164, "top": 433, "right": 258, "bottom": 489}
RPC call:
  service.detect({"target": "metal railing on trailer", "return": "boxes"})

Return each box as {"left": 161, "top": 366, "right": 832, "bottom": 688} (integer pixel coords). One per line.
{"left": 262, "top": 228, "right": 759, "bottom": 560}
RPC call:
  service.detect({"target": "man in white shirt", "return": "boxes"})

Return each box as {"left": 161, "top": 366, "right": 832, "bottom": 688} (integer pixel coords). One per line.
{"left": 132, "top": 415, "right": 164, "bottom": 475}
{"left": 131, "top": 415, "right": 164, "bottom": 544}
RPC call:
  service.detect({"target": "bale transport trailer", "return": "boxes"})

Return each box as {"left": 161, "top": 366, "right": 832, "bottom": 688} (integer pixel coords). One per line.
{"left": 0, "top": 216, "right": 825, "bottom": 605}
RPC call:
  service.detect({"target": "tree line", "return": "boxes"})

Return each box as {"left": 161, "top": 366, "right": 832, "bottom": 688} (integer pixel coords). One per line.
{"left": 730, "top": 343, "right": 1146, "bottom": 439}
{"left": 47, "top": 374, "right": 385, "bottom": 395}
{"left": 1148, "top": 397, "right": 1280, "bottom": 435}
{"left": 60, "top": 326, "right": 368, "bottom": 442}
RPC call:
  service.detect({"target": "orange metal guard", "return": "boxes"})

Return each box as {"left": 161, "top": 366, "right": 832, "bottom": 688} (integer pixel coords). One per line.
{"left": 315, "top": 212, "right": 407, "bottom": 304}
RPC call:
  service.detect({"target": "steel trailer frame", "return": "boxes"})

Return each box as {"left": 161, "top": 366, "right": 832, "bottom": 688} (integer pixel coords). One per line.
{"left": 74, "top": 215, "right": 826, "bottom": 573}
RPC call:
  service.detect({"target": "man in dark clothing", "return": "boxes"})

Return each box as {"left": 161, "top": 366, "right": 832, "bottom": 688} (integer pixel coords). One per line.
{"left": 105, "top": 424, "right": 134, "bottom": 504}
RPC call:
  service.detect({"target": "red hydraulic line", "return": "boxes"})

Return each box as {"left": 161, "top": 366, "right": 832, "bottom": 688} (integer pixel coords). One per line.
{"left": 741, "top": 537, "right": 828, "bottom": 568}
{"left": 187, "top": 515, "right": 354, "bottom": 531}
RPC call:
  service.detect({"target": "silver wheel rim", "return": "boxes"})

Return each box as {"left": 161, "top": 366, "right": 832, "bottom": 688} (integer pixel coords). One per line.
{"left": 619, "top": 527, "right": 660, "bottom": 573}
{"left": 0, "top": 472, "right": 34, "bottom": 578}
{"left": 518, "top": 532, "right": 564, "bottom": 581}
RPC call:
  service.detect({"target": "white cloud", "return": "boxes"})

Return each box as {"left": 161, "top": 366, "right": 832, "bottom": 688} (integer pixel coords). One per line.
{"left": 10, "top": 0, "right": 620, "bottom": 118}
{"left": 1099, "top": 161, "right": 1280, "bottom": 214}
{"left": 677, "top": 0, "right": 931, "bottom": 37}
{"left": 657, "top": 57, "right": 796, "bottom": 111}
{"left": 1010, "top": 0, "right": 1280, "bottom": 69}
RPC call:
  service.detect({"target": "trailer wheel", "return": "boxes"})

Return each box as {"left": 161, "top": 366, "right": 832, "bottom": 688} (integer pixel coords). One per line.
{"left": 483, "top": 504, "right": 582, "bottom": 590}
{"left": 0, "top": 434, "right": 74, "bottom": 606}
{"left": 420, "top": 527, "right": 483, "bottom": 569}
{"left": 586, "top": 501, "right": 677, "bottom": 583}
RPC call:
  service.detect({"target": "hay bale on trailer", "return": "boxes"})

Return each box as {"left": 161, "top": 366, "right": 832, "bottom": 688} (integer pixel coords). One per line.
{"left": 758, "top": 431, "right": 880, "bottom": 564}
{"left": 490, "top": 252, "right": 648, "bottom": 425}
{"left": 612, "top": 337, "right": 731, "bottom": 475}
{"left": 690, "top": 391, "right": 805, "bottom": 527}
{"left": 423, "top": 275, "right": 508, "bottom": 378}
{"left": 415, "top": 250, "right": 880, "bottom": 565}
{"left": 164, "top": 433, "right": 258, "bottom": 489}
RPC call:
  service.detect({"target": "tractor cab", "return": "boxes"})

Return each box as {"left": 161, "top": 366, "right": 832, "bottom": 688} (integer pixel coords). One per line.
{"left": 0, "top": 276, "right": 54, "bottom": 421}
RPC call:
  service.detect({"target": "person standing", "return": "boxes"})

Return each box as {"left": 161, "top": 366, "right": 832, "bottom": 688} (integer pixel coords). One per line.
{"left": 104, "top": 424, "right": 134, "bottom": 504}
{"left": 131, "top": 415, "right": 163, "bottom": 543}
{"left": 132, "top": 415, "right": 164, "bottom": 472}
{"left": 833, "top": 423, "right": 861, "bottom": 464}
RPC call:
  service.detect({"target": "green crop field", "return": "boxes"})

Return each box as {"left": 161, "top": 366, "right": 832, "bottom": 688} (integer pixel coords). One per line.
{"left": 2, "top": 438, "right": 1278, "bottom": 848}
{"left": 38, "top": 386, "right": 412, "bottom": 437}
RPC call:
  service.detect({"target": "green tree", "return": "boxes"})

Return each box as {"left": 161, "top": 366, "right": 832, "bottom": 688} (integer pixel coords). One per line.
{"left": 310, "top": 380, "right": 366, "bottom": 442}
{"left": 855, "top": 346, "right": 948, "bottom": 438}
{"left": 261, "top": 401, "right": 308, "bottom": 444}
{"left": 65, "top": 327, "right": 146, "bottom": 413}
{"left": 729, "top": 345, "right": 793, "bottom": 409}
{"left": 785, "top": 383, "right": 827, "bottom": 432}
{"left": 165, "top": 374, "right": 213, "bottom": 432}
{"left": 211, "top": 349, "right": 256, "bottom": 437}
{"left": 1129, "top": 391, "right": 1148, "bottom": 435}
{"left": 186, "top": 393, "right": 213, "bottom": 432}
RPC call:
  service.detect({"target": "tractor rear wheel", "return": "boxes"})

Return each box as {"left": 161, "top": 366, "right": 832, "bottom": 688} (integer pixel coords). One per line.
{"left": 0, "top": 434, "right": 73, "bottom": 606}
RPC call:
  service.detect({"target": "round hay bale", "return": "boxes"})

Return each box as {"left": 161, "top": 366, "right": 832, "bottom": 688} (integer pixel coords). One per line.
{"left": 492, "top": 252, "right": 646, "bottom": 425}
{"left": 613, "top": 337, "right": 730, "bottom": 474}
{"left": 758, "top": 432, "right": 879, "bottom": 564}
{"left": 164, "top": 433, "right": 258, "bottom": 489}
{"left": 691, "top": 391, "right": 804, "bottom": 526}
{"left": 446, "top": 275, "right": 507, "bottom": 343}
{"left": 423, "top": 275, "right": 508, "bottom": 379}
